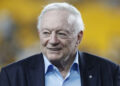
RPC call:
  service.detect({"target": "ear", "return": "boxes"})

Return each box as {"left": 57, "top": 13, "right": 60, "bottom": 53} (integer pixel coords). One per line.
{"left": 77, "top": 31, "right": 83, "bottom": 44}
{"left": 38, "top": 30, "right": 41, "bottom": 37}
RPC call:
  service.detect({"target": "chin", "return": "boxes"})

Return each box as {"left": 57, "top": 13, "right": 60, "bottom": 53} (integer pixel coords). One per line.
{"left": 47, "top": 54, "right": 62, "bottom": 61}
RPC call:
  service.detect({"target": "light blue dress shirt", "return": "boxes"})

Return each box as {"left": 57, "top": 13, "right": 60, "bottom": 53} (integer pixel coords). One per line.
{"left": 43, "top": 51, "right": 81, "bottom": 86}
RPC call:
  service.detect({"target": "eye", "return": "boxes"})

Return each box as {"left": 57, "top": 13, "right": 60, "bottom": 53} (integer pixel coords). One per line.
{"left": 41, "top": 30, "right": 50, "bottom": 37}
{"left": 58, "top": 32, "right": 67, "bottom": 36}
{"left": 57, "top": 32, "right": 69, "bottom": 39}
{"left": 43, "top": 31, "right": 50, "bottom": 34}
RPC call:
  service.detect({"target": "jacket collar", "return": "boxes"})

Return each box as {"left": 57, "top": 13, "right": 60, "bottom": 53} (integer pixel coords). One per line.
{"left": 24, "top": 51, "right": 97, "bottom": 86}
{"left": 79, "top": 51, "right": 98, "bottom": 86}
{"left": 23, "top": 53, "right": 45, "bottom": 86}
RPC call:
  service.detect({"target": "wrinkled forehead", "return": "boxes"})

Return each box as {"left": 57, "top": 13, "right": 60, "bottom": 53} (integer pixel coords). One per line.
{"left": 42, "top": 9, "right": 71, "bottom": 23}
{"left": 41, "top": 9, "right": 76, "bottom": 32}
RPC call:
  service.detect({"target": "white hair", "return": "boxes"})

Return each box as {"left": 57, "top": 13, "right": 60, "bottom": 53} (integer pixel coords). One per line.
{"left": 37, "top": 2, "right": 84, "bottom": 33}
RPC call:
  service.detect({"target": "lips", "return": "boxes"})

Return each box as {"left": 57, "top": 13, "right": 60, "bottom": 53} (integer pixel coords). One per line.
{"left": 47, "top": 47, "right": 62, "bottom": 51}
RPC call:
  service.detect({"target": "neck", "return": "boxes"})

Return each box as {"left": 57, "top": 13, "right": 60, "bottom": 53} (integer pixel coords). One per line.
{"left": 51, "top": 51, "right": 77, "bottom": 78}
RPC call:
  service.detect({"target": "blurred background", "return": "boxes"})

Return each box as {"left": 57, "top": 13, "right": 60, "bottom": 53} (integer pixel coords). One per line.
{"left": 0, "top": 0, "right": 120, "bottom": 69}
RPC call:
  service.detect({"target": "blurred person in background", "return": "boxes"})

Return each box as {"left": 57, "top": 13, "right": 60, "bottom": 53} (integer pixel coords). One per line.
{"left": 0, "top": 11, "right": 20, "bottom": 67}
{"left": 0, "top": 2, "right": 120, "bottom": 86}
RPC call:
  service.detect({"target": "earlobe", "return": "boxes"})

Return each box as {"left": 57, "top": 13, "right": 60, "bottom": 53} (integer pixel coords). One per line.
{"left": 78, "top": 31, "right": 83, "bottom": 44}
{"left": 38, "top": 30, "right": 41, "bottom": 37}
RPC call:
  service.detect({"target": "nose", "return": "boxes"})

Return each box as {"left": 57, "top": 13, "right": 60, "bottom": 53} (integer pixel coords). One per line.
{"left": 49, "top": 32, "right": 59, "bottom": 45}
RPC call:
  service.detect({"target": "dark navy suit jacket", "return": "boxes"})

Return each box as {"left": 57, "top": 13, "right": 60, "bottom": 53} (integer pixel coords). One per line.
{"left": 0, "top": 52, "right": 120, "bottom": 86}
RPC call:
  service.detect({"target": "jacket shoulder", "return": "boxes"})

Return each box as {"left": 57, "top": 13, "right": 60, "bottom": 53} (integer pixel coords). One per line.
{"left": 81, "top": 52, "right": 120, "bottom": 70}
{"left": 1, "top": 53, "right": 43, "bottom": 71}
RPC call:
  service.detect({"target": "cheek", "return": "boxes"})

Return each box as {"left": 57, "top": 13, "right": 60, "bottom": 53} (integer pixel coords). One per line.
{"left": 67, "top": 39, "right": 77, "bottom": 48}
{"left": 61, "top": 39, "right": 74, "bottom": 48}
{"left": 40, "top": 38, "right": 48, "bottom": 46}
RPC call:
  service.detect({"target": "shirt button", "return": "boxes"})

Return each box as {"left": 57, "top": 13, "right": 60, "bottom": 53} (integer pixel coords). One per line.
{"left": 89, "top": 75, "right": 93, "bottom": 79}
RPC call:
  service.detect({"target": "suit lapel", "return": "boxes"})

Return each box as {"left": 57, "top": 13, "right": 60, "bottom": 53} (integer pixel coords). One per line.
{"left": 79, "top": 51, "right": 87, "bottom": 86}
{"left": 23, "top": 54, "right": 45, "bottom": 86}
{"left": 23, "top": 52, "right": 101, "bottom": 86}
{"left": 79, "top": 52, "right": 100, "bottom": 86}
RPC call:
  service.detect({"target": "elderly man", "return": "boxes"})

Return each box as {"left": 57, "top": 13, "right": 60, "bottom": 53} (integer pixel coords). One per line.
{"left": 0, "top": 2, "right": 120, "bottom": 86}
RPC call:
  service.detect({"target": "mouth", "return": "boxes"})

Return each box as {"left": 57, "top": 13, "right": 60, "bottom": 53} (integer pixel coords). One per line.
{"left": 47, "top": 47, "right": 62, "bottom": 51}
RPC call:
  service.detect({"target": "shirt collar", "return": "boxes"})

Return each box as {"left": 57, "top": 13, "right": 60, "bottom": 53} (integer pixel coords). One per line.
{"left": 43, "top": 51, "right": 79, "bottom": 74}
{"left": 70, "top": 51, "right": 79, "bottom": 72}
{"left": 43, "top": 55, "right": 53, "bottom": 74}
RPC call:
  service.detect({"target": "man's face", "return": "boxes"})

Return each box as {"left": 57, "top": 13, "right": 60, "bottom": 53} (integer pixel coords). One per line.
{"left": 39, "top": 10, "right": 83, "bottom": 62}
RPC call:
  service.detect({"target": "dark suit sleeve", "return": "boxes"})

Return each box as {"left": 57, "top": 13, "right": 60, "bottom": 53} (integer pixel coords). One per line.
{"left": 114, "top": 65, "right": 120, "bottom": 86}
{"left": 0, "top": 68, "right": 10, "bottom": 86}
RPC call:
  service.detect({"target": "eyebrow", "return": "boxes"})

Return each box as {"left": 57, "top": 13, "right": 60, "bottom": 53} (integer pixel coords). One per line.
{"left": 57, "top": 29, "right": 70, "bottom": 33}
{"left": 41, "top": 28, "right": 51, "bottom": 31}
{"left": 41, "top": 27, "right": 71, "bottom": 34}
